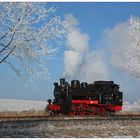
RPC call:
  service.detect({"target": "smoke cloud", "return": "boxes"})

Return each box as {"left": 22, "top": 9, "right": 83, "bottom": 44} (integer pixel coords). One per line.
{"left": 63, "top": 14, "right": 108, "bottom": 82}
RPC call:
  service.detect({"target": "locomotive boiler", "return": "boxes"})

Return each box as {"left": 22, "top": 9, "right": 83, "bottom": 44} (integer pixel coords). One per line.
{"left": 46, "top": 78, "right": 123, "bottom": 116}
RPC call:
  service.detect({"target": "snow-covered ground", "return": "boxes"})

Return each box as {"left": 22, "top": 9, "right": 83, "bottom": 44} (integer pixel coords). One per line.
{"left": 0, "top": 99, "right": 140, "bottom": 112}
{"left": 123, "top": 101, "right": 140, "bottom": 112}
{"left": 0, "top": 99, "right": 47, "bottom": 112}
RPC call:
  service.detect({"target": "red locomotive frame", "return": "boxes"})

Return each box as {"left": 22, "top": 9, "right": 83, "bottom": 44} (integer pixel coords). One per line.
{"left": 47, "top": 99, "right": 122, "bottom": 116}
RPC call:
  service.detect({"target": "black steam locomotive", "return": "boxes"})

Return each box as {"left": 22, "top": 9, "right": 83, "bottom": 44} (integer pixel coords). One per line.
{"left": 47, "top": 78, "right": 123, "bottom": 116}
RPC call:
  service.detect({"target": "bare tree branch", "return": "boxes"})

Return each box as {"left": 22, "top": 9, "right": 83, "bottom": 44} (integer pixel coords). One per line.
{"left": 0, "top": 31, "right": 15, "bottom": 54}
{"left": 0, "top": 32, "right": 8, "bottom": 42}
{"left": 0, "top": 45, "right": 17, "bottom": 64}
{"left": 4, "top": 60, "right": 22, "bottom": 77}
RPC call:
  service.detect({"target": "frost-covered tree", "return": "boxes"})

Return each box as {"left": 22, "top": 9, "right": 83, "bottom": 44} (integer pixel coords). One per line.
{"left": 124, "top": 16, "right": 140, "bottom": 78}
{"left": 0, "top": 3, "right": 65, "bottom": 80}
{"left": 128, "top": 16, "right": 140, "bottom": 47}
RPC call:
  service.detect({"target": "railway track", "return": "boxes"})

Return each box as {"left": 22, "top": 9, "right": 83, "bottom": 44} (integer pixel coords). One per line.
{"left": 0, "top": 114, "right": 140, "bottom": 122}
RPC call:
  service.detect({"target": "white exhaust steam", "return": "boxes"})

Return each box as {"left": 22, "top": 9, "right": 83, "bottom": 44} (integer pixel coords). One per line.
{"left": 63, "top": 14, "right": 108, "bottom": 82}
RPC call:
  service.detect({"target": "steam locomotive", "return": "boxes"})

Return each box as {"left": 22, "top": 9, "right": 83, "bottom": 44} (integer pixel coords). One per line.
{"left": 46, "top": 78, "right": 123, "bottom": 116}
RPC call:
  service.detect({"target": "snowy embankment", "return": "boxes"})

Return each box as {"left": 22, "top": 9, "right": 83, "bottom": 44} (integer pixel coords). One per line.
{"left": 0, "top": 99, "right": 140, "bottom": 112}
{"left": 0, "top": 99, "right": 47, "bottom": 112}
{"left": 123, "top": 101, "right": 140, "bottom": 112}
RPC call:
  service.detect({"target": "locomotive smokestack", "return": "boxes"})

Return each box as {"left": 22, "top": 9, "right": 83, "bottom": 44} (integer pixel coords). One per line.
{"left": 60, "top": 78, "right": 65, "bottom": 85}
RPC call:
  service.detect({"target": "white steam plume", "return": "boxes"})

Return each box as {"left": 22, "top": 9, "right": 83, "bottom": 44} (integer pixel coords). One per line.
{"left": 63, "top": 14, "right": 108, "bottom": 82}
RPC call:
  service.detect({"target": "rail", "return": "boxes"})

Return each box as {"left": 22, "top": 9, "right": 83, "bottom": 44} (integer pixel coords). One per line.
{"left": 0, "top": 114, "right": 140, "bottom": 122}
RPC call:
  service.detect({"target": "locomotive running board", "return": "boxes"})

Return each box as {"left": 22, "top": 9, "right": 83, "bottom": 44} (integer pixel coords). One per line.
{"left": 72, "top": 100, "right": 98, "bottom": 104}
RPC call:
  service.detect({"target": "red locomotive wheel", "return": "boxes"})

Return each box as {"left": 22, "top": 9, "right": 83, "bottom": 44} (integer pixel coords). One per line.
{"left": 98, "top": 107, "right": 106, "bottom": 116}
{"left": 69, "top": 111, "right": 75, "bottom": 116}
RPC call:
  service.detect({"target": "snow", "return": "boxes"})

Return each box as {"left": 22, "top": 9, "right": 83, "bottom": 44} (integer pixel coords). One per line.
{"left": 0, "top": 99, "right": 140, "bottom": 112}
{"left": 123, "top": 101, "right": 140, "bottom": 112}
{"left": 0, "top": 99, "right": 47, "bottom": 112}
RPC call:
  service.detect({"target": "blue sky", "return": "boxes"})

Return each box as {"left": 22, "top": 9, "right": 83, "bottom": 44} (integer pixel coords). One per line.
{"left": 1, "top": 2, "right": 140, "bottom": 103}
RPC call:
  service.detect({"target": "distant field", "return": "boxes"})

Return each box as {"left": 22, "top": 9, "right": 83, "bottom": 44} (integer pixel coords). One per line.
{"left": 0, "top": 99, "right": 139, "bottom": 113}
{"left": 0, "top": 99, "right": 47, "bottom": 112}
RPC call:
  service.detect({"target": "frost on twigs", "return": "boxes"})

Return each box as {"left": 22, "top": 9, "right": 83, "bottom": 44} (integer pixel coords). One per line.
{"left": 124, "top": 16, "right": 140, "bottom": 78}
{"left": 0, "top": 3, "right": 65, "bottom": 81}
{"left": 128, "top": 16, "right": 140, "bottom": 47}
